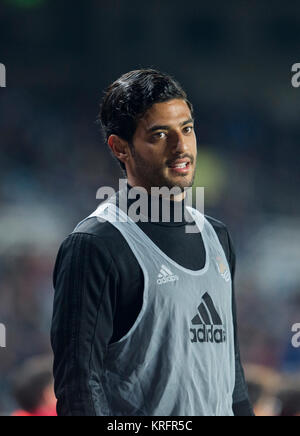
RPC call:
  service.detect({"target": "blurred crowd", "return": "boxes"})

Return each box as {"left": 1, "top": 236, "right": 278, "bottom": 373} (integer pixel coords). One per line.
{"left": 246, "top": 364, "right": 300, "bottom": 416}
{"left": 0, "top": 89, "right": 299, "bottom": 415}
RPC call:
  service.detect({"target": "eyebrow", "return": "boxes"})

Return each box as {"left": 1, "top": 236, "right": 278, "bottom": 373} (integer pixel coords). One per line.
{"left": 146, "top": 117, "right": 194, "bottom": 133}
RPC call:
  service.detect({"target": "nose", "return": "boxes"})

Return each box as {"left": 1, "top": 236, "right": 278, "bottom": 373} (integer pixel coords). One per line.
{"left": 169, "top": 130, "right": 189, "bottom": 154}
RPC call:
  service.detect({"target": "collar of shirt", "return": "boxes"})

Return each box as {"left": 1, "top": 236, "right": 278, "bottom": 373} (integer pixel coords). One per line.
{"left": 118, "top": 182, "right": 195, "bottom": 227}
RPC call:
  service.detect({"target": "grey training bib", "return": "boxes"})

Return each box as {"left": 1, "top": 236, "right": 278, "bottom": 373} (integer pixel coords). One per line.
{"left": 88, "top": 201, "right": 235, "bottom": 416}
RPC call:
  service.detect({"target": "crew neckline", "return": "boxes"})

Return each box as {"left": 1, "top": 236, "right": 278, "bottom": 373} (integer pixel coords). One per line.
{"left": 99, "top": 200, "right": 210, "bottom": 276}
{"left": 122, "top": 182, "right": 195, "bottom": 227}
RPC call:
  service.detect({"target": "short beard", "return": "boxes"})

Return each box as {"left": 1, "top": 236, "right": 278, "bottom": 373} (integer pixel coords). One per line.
{"left": 129, "top": 143, "right": 196, "bottom": 192}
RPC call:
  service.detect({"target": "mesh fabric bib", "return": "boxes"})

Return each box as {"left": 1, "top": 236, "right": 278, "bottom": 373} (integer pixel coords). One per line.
{"left": 88, "top": 201, "right": 235, "bottom": 416}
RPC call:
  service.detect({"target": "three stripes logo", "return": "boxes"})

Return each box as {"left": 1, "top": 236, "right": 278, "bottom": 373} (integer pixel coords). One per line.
{"left": 157, "top": 264, "right": 179, "bottom": 285}
{"left": 190, "top": 292, "right": 226, "bottom": 344}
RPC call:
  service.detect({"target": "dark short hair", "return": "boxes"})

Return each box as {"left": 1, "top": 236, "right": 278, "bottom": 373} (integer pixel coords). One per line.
{"left": 98, "top": 69, "right": 193, "bottom": 174}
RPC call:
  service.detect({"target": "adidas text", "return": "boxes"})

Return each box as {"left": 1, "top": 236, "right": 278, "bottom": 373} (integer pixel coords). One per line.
{"left": 190, "top": 325, "right": 226, "bottom": 344}
{"left": 157, "top": 265, "right": 179, "bottom": 285}
{"left": 157, "top": 275, "right": 179, "bottom": 285}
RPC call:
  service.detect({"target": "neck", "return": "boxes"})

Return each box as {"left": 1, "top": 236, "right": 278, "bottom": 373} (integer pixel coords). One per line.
{"left": 121, "top": 182, "right": 190, "bottom": 225}
{"left": 126, "top": 176, "right": 186, "bottom": 202}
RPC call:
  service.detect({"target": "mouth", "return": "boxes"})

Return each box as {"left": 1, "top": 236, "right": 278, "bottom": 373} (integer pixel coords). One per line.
{"left": 167, "top": 159, "right": 191, "bottom": 174}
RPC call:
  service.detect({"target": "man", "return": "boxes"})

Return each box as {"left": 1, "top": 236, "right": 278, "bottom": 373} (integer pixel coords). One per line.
{"left": 51, "top": 69, "right": 253, "bottom": 416}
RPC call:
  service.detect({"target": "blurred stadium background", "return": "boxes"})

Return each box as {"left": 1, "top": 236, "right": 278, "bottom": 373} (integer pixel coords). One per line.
{"left": 1, "top": 0, "right": 300, "bottom": 416}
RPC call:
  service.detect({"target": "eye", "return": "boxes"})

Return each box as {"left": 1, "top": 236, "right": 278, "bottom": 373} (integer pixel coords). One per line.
{"left": 153, "top": 132, "right": 167, "bottom": 140}
{"left": 183, "top": 125, "right": 193, "bottom": 134}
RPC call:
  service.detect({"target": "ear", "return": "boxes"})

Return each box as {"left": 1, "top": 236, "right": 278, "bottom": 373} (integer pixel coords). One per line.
{"left": 108, "top": 134, "right": 130, "bottom": 165}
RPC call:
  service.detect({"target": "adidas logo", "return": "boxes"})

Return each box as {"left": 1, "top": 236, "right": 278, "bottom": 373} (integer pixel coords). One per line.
{"left": 157, "top": 264, "right": 179, "bottom": 285}
{"left": 190, "top": 292, "right": 226, "bottom": 344}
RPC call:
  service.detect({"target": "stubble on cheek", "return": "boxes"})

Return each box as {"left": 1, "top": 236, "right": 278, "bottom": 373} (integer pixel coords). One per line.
{"left": 131, "top": 146, "right": 196, "bottom": 191}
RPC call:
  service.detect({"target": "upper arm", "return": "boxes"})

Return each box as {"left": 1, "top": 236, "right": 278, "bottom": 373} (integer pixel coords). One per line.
{"left": 51, "top": 232, "right": 118, "bottom": 415}
{"left": 224, "top": 228, "right": 254, "bottom": 414}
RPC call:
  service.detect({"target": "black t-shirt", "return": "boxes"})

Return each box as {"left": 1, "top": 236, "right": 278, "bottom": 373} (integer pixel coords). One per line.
{"left": 51, "top": 183, "right": 254, "bottom": 416}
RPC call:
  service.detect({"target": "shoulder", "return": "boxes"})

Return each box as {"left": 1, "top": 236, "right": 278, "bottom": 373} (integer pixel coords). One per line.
{"left": 61, "top": 215, "right": 132, "bottom": 260}
{"left": 54, "top": 214, "right": 120, "bottom": 268}
{"left": 204, "top": 214, "right": 235, "bottom": 268}
{"left": 53, "top": 218, "right": 122, "bottom": 288}
{"left": 205, "top": 214, "right": 230, "bottom": 242}
{"left": 72, "top": 215, "right": 119, "bottom": 240}
{"left": 205, "top": 214, "right": 228, "bottom": 232}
